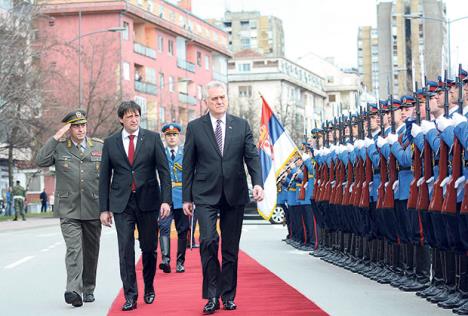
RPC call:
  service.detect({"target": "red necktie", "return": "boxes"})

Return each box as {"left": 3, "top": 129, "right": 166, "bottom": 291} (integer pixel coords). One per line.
{"left": 128, "top": 135, "right": 136, "bottom": 191}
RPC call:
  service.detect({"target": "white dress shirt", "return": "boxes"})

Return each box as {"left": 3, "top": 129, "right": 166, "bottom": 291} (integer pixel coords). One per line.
{"left": 209, "top": 112, "right": 226, "bottom": 153}
{"left": 122, "top": 128, "right": 140, "bottom": 156}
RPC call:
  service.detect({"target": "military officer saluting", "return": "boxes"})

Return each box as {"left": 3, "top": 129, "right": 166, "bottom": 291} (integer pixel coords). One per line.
{"left": 158, "top": 123, "right": 190, "bottom": 273}
{"left": 36, "top": 110, "right": 103, "bottom": 308}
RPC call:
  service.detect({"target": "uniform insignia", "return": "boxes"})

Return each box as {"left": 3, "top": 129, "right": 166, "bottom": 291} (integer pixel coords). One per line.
{"left": 92, "top": 137, "right": 104, "bottom": 143}
{"left": 174, "top": 162, "right": 183, "bottom": 171}
{"left": 91, "top": 151, "right": 102, "bottom": 157}
{"left": 76, "top": 111, "right": 82, "bottom": 118}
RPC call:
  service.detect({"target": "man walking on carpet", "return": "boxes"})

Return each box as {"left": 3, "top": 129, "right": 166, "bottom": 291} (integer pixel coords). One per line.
{"left": 99, "top": 101, "right": 172, "bottom": 311}
{"left": 182, "top": 81, "right": 264, "bottom": 314}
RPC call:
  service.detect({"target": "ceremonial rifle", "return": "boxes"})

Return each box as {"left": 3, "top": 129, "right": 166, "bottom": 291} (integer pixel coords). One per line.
{"left": 382, "top": 93, "right": 397, "bottom": 209}
{"left": 360, "top": 103, "right": 374, "bottom": 208}
{"left": 352, "top": 107, "right": 364, "bottom": 207}
{"left": 443, "top": 65, "right": 464, "bottom": 213}
{"left": 429, "top": 70, "right": 449, "bottom": 211}
{"left": 343, "top": 115, "right": 354, "bottom": 206}
{"left": 376, "top": 101, "right": 388, "bottom": 209}
{"left": 408, "top": 82, "right": 422, "bottom": 211}
{"left": 416, "top": 78, "right": 433, "bottom": 211}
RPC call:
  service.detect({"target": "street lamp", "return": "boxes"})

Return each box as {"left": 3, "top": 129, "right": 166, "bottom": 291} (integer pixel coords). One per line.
{"left": 69, "top": 18, "right": 126, "bottom": 108}
{"left": 404, "top": 14, "right": 468, "bottom": 77}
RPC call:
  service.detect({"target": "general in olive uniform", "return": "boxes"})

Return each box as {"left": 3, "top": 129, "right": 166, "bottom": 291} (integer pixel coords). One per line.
{"left": 36, "top": 110, "right": 103, "bottom": 308}
{"left": 12, "top": 180, "right": 26, "bottom": 221}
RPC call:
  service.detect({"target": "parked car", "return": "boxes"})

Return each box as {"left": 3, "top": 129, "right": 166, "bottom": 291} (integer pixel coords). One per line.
{"left": 243, "top": 190, "right": 285, "bottom": 224}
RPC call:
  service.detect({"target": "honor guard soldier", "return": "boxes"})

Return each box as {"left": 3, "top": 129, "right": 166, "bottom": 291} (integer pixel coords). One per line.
{"left": 12, "top": 180, "right": 26, "bottom": 221}
{"left": 36, "top": 109, "right": 103, "bottom": 307}
{"left": 159, "top": 123, "right": 190, "bottom": 273}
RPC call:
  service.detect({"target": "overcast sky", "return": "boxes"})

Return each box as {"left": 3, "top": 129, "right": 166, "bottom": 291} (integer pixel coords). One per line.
{"left": 192, "top": 0, "right": 468, "bottom": 72}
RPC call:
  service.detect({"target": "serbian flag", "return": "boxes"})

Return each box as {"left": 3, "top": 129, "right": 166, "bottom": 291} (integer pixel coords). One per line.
{"left": 257, "top": 96, "right": 298, "bottom": 220}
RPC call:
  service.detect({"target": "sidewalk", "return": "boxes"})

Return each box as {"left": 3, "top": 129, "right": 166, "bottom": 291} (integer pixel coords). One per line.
{"left": 0, "top": 216, "right": 59, "bottom": 233}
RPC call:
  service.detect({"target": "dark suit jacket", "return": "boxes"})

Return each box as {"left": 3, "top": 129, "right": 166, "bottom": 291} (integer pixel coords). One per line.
{"left": 99, "top": 128, "right": 172, "bottom": 213}
{"left": 182, "top": 113, "right": 262, "bottom": 206}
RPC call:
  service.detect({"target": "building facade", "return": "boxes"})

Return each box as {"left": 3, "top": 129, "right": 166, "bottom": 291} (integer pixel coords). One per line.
{"left": 212, "top": 10, "right": 285, "bottom": 57}
{"left": 376, "top": 0, "right": 447, "bottom": 97}
{"left": 227, "top": 51, "right": 326, "bottom": 143}
{"left": 38, "top": 0, "right": 230, "bottom": 134}
{"left": 358, "top": 26, "right": 379, "bottom": 94}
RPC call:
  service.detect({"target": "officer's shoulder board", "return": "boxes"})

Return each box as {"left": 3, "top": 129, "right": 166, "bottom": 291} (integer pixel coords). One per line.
{"left": 58, "top": 137, "right": 67, "bottom": 143}
{"left": 91, "top": 137, "right": 104, "bottom": 143}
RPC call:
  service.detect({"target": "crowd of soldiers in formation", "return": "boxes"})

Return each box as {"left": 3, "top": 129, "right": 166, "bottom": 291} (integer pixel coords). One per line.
{"left": 278, "top": 66, "right": 468, "bottom": 314}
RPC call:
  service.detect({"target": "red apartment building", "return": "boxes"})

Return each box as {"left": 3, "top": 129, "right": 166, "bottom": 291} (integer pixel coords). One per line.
{"left": 38, "top": 0, "right": 230, "bottom": 133}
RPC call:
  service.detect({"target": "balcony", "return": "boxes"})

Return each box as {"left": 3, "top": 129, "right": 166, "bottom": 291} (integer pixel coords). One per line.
{"left": 134, "top": 42, "right": 156, "bottom": 59}
{"left": 135, "top": 81, "right": 157, "bottom": 95}
{"left": 177, "top": 58, "right": 195, "bottom": 73}
{"left": 178, "top": 93, "right": 197, "bottom": 105}
{"left": 213, "top": 71, "right": 227, "bottom": 83}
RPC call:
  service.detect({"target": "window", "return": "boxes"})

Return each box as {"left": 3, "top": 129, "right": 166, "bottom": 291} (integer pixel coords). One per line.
{"left": 160, "top": 107, "right": 165, "bottom": 123}
{"left": 135, "top": 96, "right": 147, "bottom": 128}
{"left": 205, "top": 56, "right": 210, "bottom": 70}
{"left": 329, "top": 94, "right": 336, "bottom": 102}
{"left": 197, "top": 85, "right": 202, "bottom": 99}
{"left": 159, "top": 73, "right": 164, "bottom": 89}
{"left": 147, "top": 0, "right": 153, "bottom": 11}
{"left": 238, "top": 86, "right": 252, "bottom": 97}
{"left": 250, "top": 20, "right": 257, "bottom": 29}
{"left": 197, "top": 51, "right": 202, "bottom": 66}
{"left": 168, "top": 76, "right": 174, "bottom": 92}
{"left": 123, "top": 62, "right": 130, "bottom": 80}
{"left": 122, "top": 22, "right": 129, "bottom": 41}
{"left": 240, "top": 38, "right": 250, "bottom": 49}
{"left": 158, "top": 35, "right": 164, "bottom": 52}
{"left": 168, "top": 40, "right": 174, "bottom": 56}
{"left": 240, "top": 20, "right": 249, "bottom": 29}
{"left": 237, "top": 63, "right": 251, "bottom": 72}
{"left": 145, "top": 67, "right": 156, "bottom": 84}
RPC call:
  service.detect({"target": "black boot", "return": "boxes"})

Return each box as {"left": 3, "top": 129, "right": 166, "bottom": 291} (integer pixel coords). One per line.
{"left": 176, "top": 237, "right": 187, "bottom": 273}
{"left": 158, "top": 236, "right": 171, "bottom": 273}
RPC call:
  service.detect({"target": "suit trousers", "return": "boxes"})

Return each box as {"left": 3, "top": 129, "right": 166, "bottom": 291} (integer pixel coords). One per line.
{"left": 114, "top": 193, "right": 159, "bottom": 300}
{"left": 60, "top": 218, "right": 101, "bottom": 294}
{"left": 196, "top": 197, "right": 244, "bottom": 300}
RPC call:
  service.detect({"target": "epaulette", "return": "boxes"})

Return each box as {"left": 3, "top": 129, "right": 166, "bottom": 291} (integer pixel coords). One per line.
{"left": 92, "top": 137, "right": 104, "bottom": 143}
{"left": 58, "top": 137, "right": 67, "bottom": 142}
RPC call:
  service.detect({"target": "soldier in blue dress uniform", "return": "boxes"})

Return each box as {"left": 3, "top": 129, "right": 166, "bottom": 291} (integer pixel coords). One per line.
{"left": 159, "top": 123, "right": 189, "bottom": 273}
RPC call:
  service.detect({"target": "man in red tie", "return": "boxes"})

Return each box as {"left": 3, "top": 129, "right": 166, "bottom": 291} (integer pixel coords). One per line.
{"left": 99, "top": 101, "right": 172, "bottom": 311}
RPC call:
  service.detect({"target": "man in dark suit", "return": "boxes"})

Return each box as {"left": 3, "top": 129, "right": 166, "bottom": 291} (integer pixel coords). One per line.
{"left": 182, "top": 81, "right": 264, "bottom": 314}
{"left": 99, "top": 101, "right": 172, "bottom": 311}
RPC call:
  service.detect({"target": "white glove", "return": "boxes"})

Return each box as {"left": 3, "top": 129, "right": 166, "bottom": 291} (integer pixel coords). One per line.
{"left": 387, "top": 133, "right": 398, "bottom": 145}
{"left": 426, "top": 176, "right": 434, "bottom": 184}
{"left": 355, "top": 139, "right": 364, "bottom": 149}
{"left": 302, "top": 153, "right": 310, "bottom": 161}
{"left": 329, "top": 145, "right": 336, "bottom": 153}
{"left": 417, "top": 177, "right": 425, "bottom": 187}
{"left": 340, "top": 144, "right": 347, "bottom": 154}
{"left": 421, "top": 120, "right": 436, "bottom": 134}
{"left": 440, "top": 175, "right": 452, "bottom": 188}
{"left": 392, "top": 180, "right": 399, "bottom": 191}
{"left": 436, "top": 116, "right": 453, "bottom": 132}
{"left": 452, "top": 112, "right": 467, "bottom": 126}
{"left": 376, "top": 136, "right": 386, "bottom": 148}
{"left": 346, "top": 143, "right": 354, "bottom": 152}
{"left": 455, "top": 176, "right": 466, "bottom": 189}
{"left": 411, "top": 123, "right": 422, "bottom": 138}
{"left": 364, "top": 137, "right": 374, "bottom": 148}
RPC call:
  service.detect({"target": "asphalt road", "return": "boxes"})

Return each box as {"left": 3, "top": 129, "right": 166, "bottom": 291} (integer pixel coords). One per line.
{"left": 0, "top": 218, "right": 452, "bottom": 316}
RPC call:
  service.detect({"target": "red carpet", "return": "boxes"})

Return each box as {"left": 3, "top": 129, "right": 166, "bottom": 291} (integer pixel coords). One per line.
{"left": 107, "top": 240, "right": 328, "bottom": 316}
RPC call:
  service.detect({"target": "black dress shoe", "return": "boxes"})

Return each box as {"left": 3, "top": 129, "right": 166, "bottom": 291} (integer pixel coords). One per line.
{"left": 159, "top": 262, "right": 171, "bottom": 273}
{"left": 83, "top": 293, "right": 95, "bottom": 303}
{"left": 122, "top": 298, "right": 137, "bottom": 311}
{"left": 176, "top": 262, "right": 185, "bottom": 273}
{"left": 64, "top": 291, "right": 83, "bottom": 307}
{"left": 144, "top": 291, "right": 155, "bottom": 304}
{"left": 223, "top": 299, "right": 237, "bottom": 310}
{"left": 203, "top": 298, "right": 220, "bottom": 314}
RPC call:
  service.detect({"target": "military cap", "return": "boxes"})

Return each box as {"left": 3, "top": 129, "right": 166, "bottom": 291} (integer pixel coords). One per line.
{"left": 391, "top": 99, "right": 402, "bottom": 110}
{"left": 161, "top": 122, "right": 182, "bottom": 134}
{"left": 416, "top": 89, "right": 426, "bottom": 101}
{"left": 400, "top": 95, "right": 416, "bottom": 107}
{"left": 426, "top": 81, "right": 440, "bottom": 96}
{"left": 459, "top": 68, "right": 468, "bottom": 82}
{"left": 311, "top": 127, "right": 322, "bottom": 134}
{"left": 368, "top": 103, "right": 379, "bottom": 114}
{"left": 379, "top": 100, "right": 389, "bottom": 112}
{"left": 62, "top": 109, "right": 87, "bottom": 124}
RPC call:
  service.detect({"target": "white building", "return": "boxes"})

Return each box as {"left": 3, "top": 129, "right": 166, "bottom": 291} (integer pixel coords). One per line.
{"left": 227, "top": 50, "right": 327, "bottom": 142}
